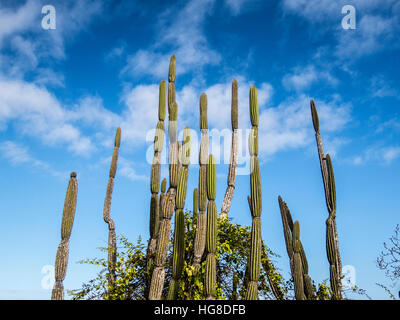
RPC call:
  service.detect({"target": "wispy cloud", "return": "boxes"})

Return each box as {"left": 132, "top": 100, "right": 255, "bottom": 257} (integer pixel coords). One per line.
{"left": 0, "top": 140, "right": 63, "bottom": 176}
{"left": 281, "top": 0, "right": 400, "bottom": 61}
{"left": 282, "top": 65, "right": 338, "bottom": 92}
{"left": 352, "top": 145, "right": 400, "bottom": 165}
{"left": 257, "top": 94, "right": 351, "bottom": 157}
{"left": 122, "top": 0, "right": 221, "bottom": 79}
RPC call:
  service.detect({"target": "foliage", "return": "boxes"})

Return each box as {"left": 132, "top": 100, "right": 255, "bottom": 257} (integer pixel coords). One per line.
{"left": 376, "top": 224, "right": 400, "bottom": 299}
{"left": 69, "top": 213, "right": 289, "bottom": 300}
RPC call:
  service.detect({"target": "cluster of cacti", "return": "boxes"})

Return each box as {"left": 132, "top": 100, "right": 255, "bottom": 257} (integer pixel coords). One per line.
{"left": 103, "top": 127, "right": 121, "bottom": 288}
{"left": 278, "top": 197, "right": 314, "bottom": 300}
{"left": 167, "top": 127, "right": 191, "bottom": 300}
{"left": 193, "top": 93, "right": 209, "bottom": 273}
{"left": 220, "top": 79, "right": 239, "bottom": 219}
{"left": 148, "top": 55, "right": 180, "bottom": 300}
{"left": 205, "top": 154, "right": 217, "bottom": 300}
{"left": 146, "top": 80, "right": 167, "bottom": 292}
{"left": 51, "top": 172, "right": 78, "bottom": 300}
{"left": 245, "top": 86, "right": 262, "bottom": 300}
{"left": 310, "top": 100, "right": 343, "bottom": 300}
{"left": 52, "top": 53, "right": 346, "bottom": 301}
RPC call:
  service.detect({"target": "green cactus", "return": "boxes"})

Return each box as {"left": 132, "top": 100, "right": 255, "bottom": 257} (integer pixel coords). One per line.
{"left": 159, "top": 80, "right": 167, "bottom": 121}
{"left": 149, "top": 54, "right": 180, "bottom": 300}
{"left": 52, "top": 172, "right": 78, "bottom": 300}
{"left": 103, "top": 128, "right": 121, "bottom": 289}
{"left": 146, "top": 81, "right": 168, "bottom": 295}
{"left": 221, "top": 79, "right": 239, "bottom": 219}
{"left": 168, "top": 128, "right": 191, "bottom": 300}
{"left": 292, "top": 221, "right": 306, "bottom": 300}
{"left": 310, "top": 100, "right": 342, "bottom": 299}
{"left": 278, "top": 196, "right": 314, "bottom": 299}
{"left": 205, "top": 154, "right": 217, "bottom": 300}
{"left": 169, "top": 54, "right": 176, "bottom": 83}
{"left": 245, "top": 86, "right": 262, "bottom": 300}
{"left": 249, "top": 85, "right": 259, "bottom": 127}
{"left": 193, "top": 94, "right": 209, "bottom": 273}
{"left": 200, "top": 93, "right": 208, "bottom": 130}
{"left": 192, "top": 188, "right": 198, "bottom": 227}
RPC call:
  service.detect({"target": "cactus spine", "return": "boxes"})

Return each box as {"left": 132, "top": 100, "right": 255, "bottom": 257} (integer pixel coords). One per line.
{"left": 310, "top": 100, "right": 342, "bottom": 300}
{"left": 51, "top": 172, "right": 78, "bottom": 300}
{"left": 146, "top": 81, "right": 167, "bottom": 293}
{"left": 167, "top": 127, "right": 191, "bottom": 300}
{"left": 220, "top": 79, "right": 238, "bottom": 219}
{"left": 245, "top": 86, "right": 262, "bottom": 300}
{"left": 149, "top": 55, "right": 178, "bottom": 300}
{"left": 103, "top": 127, "right": 121, "bottom": 289}
{"left": 205, "top": 154, "right": 217, "bottom": 300}
{"left": 193, "top": 93, "right": 209, "bottom": 273}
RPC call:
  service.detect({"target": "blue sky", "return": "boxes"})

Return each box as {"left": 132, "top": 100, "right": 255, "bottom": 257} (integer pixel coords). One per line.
{"left": 0, "top": 0, "right": 399, "bottom": 300}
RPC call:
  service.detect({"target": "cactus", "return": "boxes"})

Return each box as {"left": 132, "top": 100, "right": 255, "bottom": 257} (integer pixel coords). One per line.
{"left": 103, "top": 127, "right": 121, "bottom": 289}
{"left": 292, "top": 221, "right": 306, "bottom": 300}
{"left": 149, "top": 54, "right": 179, "bottom": 300}
{"left": 146, "top": 81, "right": 167, "bottom": 293}
{"left": 192, "top": 188, "right": 198, "bottom": 227}
{"left": 220, "top": 79, "right": 238, "bottom": 219}
{"left": 310, "top": 100, "right": 342, "bottom": 299}
{"left": 245, "top": 85, "right": 262, "bottom": 300}
{"left": 51, "top": 172, "right": 78, "bottom": 300}
{"left": 278, "top": 196, "right": 314, "bottom": 299}
{"left": 167, "top": 128, "right": 191, "bottom": 300}
{"left": 205, "top": 154, "right": 217, "bottom": 300}
{"left": 193, "top": 93, "right": 209, "bottom": 273}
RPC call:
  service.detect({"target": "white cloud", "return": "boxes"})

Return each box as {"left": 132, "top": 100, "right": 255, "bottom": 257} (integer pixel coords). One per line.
{"left": 122, "top": 0, "right": 221, "bottom": 79}
{"left": 352, "top": 145, "right": 400, "bottom": 165}
{"left": 382, "top": 146, "right": 400, "bottom": 164}
{"left": 0, "top": 0, "right": 103, "bottom": 81}
{"left": 335, "top": 13, "right": 399, "bottom": 60}
{"left": 224, "top": 0, "right": 264, "bottom": 15}
{"left": 257, "top": 94, "right": 351, "bottom": 156}
{"left": 0, "top": 140, "right": 63, "bottom": 176}
{"left": 0, "top": 79, "right": 95, "bottom": 155}
{"left": 118, "top": 157, "right": 147, "bottom": 181}
{"left": 282, "top": 65, "right": 337, "bottom": 91}
{"left": 370, "top": 76, "right": 399, "bottom": 99}
{"left": 281, "top": 0, "right": 400, "bottom": 60}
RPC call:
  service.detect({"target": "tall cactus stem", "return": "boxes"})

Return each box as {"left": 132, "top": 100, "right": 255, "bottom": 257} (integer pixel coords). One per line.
{"left": 149, "top": 54, "right": 179, "bottom": 300}
{"left": 310, "top": 100, "right": 342, "bottom": 299}
{"left": 205, "top": 154, "right": 217, "bottom": 300}
{"left": 221, "top": 79, "right": 238, "bottom": 219}
{"left": 103, "top": 128, "right": 121, "bottom": 290}
{"left": 245, "top": 86, "right": 262, "bottom": 300}
{"left": 51, "top": 172, "right": 78, "bottom": 300}
{"left": 193, "top": 93, "right": 209, "bottom": 273}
